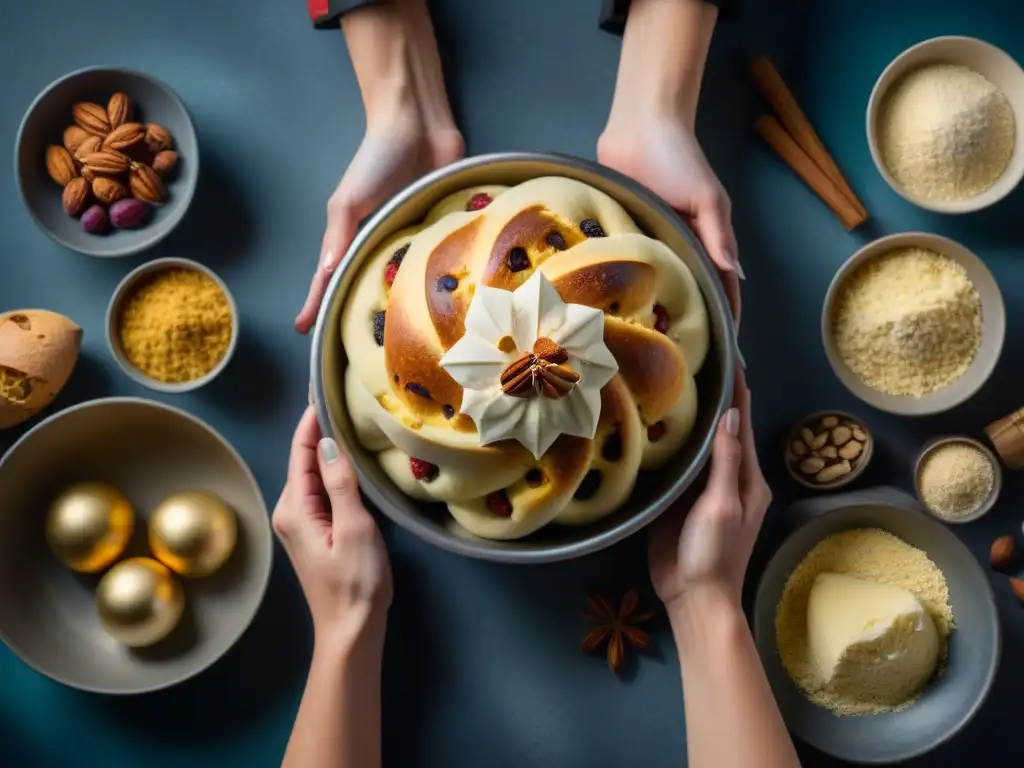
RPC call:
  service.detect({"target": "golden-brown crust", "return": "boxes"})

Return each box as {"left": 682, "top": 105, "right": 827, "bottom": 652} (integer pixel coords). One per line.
{"left": 550, "top": 259, "right": 657, "bottom": 315}
{"left": 384, "top": 300, "right": 463, "bottom": 421}
{"left": 482, "top": 208, "right": 584, "bottom": 290}
{"left": 425, "top": 218, "right": 480, "bottom": 349}
{"left": 603, "top": 318, "right": 685, "bottom": 423}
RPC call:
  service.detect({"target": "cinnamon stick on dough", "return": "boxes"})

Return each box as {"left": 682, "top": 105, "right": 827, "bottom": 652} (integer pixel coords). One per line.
{"left": 749, "top": 56, "right": 869, "bottom": 220}
{"left": 754, "top": 115, "right": 867, "bottom": 231}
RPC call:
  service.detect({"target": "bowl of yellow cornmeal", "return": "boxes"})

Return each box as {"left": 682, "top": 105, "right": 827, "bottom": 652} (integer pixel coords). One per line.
{"left": 753, "top": 487, "right": 998, "bottom": 764}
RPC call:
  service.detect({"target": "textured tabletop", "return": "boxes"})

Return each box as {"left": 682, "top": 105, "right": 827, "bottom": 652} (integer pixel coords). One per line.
{"left": 1, "top": 0, "right": 1023, "bottom": 766}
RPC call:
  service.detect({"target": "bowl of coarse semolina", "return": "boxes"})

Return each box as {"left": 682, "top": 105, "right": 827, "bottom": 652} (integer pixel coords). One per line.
{"left": 821, "top": 233, "right": 1005, "bottom": 417}
{"left": 867, "top": 36, "right": 1024, "bottom": 214}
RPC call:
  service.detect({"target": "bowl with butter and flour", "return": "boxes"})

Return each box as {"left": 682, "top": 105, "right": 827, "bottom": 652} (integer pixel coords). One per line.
{"left": 310, "top": 153, "right": 737, "bottom": 563}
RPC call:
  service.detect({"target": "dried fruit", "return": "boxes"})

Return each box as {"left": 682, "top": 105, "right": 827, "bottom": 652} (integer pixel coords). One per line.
{"left": 129, "top": 163, "right": 166, "bottom": 204}
{"left": 102, "top": 122, "right": 145, "bottom": 151}
{"left": 109, "top": 198, "right": 150, "bottom": 229}
{"left": 107, "top": 92, "right": 132, "bottom": 129}
{"left": 647, "top": 421, "right": 666, "bottom": 442}
{"left": 62, "top": 178, "right": 91, "bottom": 217}
{"left": 45, "top": 146, "right": 77, "bottom": 186}
{"left": 580, "top": 218, "right": 606, "bottom": 238}
{"left": 574, "top": 469, "right": 603, "bottom": 500}
{"left": 507, "top": 247, "right": 530, "bottom": 272}
{"left": 372, "top": 311, "right": 385, "bottom": 346}
{"left": 602, "top": 431, "right": 623, "bottom": 462}
{"left": 63, "top": 126, "right": 91, "bottom": 154}
{"left": 72, "top": 102, "right": 111, "bottom": 136}
{"left": 466, "top": 192, "right": 492, "bottom": 211}
{"left": 991, "top": 536, "right": 1015, "bottom": 569}
{"left": 1010, "top": 578, "right": 1024, "bottom": 603}
{"left": 73, "top": 136, "right": 103, "bottom": 163}
{"left": 405, "top": 382, "right": 431, "bottom": 399}
{"left": 442, "top": 404, "right": 455, "bottom": 420}
{"left": 546, "top": 232, "right": 567, "bottom": 250}
{"left": 525, "top": 468, "right": 544, "bottom": 486}
{"left": 436, "top": 275, "right": 458, "bottom": 292}
{"left": 409, "top": 458, "right": 439, "bottom": 482}
{"left": 653, "top": 304, "right": 670, "bottom": 334}
{"left": 485, "top": 489, "right": 513, "bottom": 517}
{"left": 83, "top": 150, "right": 131, "bottom": 175}
{"left": 80, "top": 204, "right": 109, "bottom": 234}
{"left": 152, "top": 150, "right": 178, "bottom": 177}
{"left": 92, "top": 176, "right": 129, "bottom": 205}
{"left": 384, "top": 244, "right": 408, "bottom": 286}
{"left": 582, "top": 589, "right": 654, "bottom": 675}
{"left": 144, "top": 123, "right": 172, "bottom": 153}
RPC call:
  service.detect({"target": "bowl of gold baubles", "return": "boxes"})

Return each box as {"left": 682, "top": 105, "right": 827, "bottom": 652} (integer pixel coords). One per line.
{"left": 0, "top": 397, "right": 272, "bottom": 694}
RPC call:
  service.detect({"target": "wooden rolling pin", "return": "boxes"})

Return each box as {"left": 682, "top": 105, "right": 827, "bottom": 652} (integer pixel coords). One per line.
{"left": 754, "top": 115, "right": 867, "bottom": 231}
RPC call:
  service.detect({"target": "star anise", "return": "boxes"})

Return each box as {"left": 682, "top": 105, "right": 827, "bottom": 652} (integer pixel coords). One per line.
{"left": 581, "top": 588, "right": 655, "bottom": 674}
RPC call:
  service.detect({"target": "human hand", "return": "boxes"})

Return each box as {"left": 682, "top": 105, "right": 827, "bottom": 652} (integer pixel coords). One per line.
{"left": 294, "top": 103, "right": 464, "bottom": 333}
{"left": 598, "top": 117, "right": 742, "bottom": 324}
{"left": 272, "top": 407, "right": 393, "bottom": 643}
{"left": 648, "top": 369, "right": 770, "bottom": 612}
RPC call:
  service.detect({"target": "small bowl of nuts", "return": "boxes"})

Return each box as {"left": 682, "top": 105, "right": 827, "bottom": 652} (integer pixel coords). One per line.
{"left": 784, "top": 411, "right": 873, "bottom": 491}
{"left": 15, "top": 66, "right": 198, "bottom": 258}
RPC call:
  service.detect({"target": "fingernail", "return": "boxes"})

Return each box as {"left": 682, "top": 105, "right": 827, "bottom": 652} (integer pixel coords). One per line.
{"left": 319, "top": 437, "right": 339, "bottom": 464}
{"left": 308, "top": 382, "right": 315, "bottom": 406}
{"left": 321, "top": 249, "right": 338, "bottom": 272}
{"left": 725, "top": 407, "right": 740, "bottom": 437}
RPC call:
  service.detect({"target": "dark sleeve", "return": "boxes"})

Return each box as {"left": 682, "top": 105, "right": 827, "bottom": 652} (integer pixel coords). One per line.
{"left": 307, "top": 0, "right": 380, "bottom": 29}
{"left": 599, "top": 0, "right": 737, "bottom": 36}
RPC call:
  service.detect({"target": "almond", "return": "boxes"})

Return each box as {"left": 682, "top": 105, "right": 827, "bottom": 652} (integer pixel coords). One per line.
{"left": 991, "top": 536, "right": 1016, "bottom": 569}
{"left": 92, "top": 176, "right": 129, "bottom": 205}
{"left": 144, "top": 123, "right": 172, "bottom": 153}
{"left": 102, "top": 122, "right": 145, "bottom": 151}
{"left": 73, "top": 135, "right": 103, "bottom": 163}
{"left": 107, "top": 92, "right": 132, "bottom": 129}
{"left": 62, "top": 177, "right": 91, "bottom": 216}
{"left": 1010, "top": 577, "right": 1024, "bottom": 603}
{"left": 72, "top": 102, "right": 111, "bottom": 136}
{"left": 83, "top": 149, "right": 131, "bottom": 175}
{"left": 63, "top": 125, "right": 91, "bottom": 154}
{"left": 45, "top": 145, "right": 77, "bottom": 186}
{"left": 152, "top": 150, "right": 178, "bottom": 177}
{"left": 129, "top": 162, "right": 166, "bottom": 204}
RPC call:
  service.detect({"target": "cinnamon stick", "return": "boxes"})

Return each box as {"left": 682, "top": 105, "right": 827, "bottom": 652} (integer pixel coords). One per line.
{"left": 754, "top": 115, "right": 867, "bottom": 231}
{"left": 987, "top": 408, "right": 1024, "bottom": 469}
{"left": 748, "top": 56, "right": 869, "bottom": 220}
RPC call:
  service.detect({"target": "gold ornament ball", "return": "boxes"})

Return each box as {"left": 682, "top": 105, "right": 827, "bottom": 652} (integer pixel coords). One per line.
{"left": 45, "top": 482, "right": 134, "bottom": 573}
{"left": 95, "top": 557, "right": 184, "bottom": 647}
{"left": 149, "top": 491, "right": 237, "bottom": 578}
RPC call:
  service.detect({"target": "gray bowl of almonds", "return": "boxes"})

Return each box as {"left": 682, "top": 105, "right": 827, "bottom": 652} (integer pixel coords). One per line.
{"left": 15, "top": 66, "right": 198, "bottom": 258}
{"left": 785, "top": 411, "right": 873, "bottom": 491}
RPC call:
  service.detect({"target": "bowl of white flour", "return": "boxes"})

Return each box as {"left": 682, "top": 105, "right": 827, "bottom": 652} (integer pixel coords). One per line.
{"left": 867, "top": 36, "right": 1024, "bottom": 214}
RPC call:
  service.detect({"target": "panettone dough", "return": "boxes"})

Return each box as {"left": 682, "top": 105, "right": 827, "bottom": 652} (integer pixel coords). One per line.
{"left": 340, "top": 176, "right": 710, "bottom": 540}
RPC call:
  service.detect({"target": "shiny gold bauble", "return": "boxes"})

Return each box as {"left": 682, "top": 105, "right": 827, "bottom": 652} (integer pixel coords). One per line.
{"left": 95, "top": 557, "right": 184, "bottom": 647}
{"left": 149, "top": 491, "right": 237, "bottom": 578}
{"left": 45, "top": 482, "right": 134, "bottom": 573}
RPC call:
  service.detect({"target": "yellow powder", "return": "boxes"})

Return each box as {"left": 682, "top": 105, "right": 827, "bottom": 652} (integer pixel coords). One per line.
{"left": 832, "top": 248, "right": 981, "bottom": 397}
{"left": 118, "top": 268, "right": 233, "bottom": 383}
{"left": 775, "top": 528, "right": 953, "bottom": 716}
{"left": 919, "top": 442, "right": 994, "bottom": 519}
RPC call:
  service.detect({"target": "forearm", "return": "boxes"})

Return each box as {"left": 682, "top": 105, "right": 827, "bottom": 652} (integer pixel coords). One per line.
{"left": 609, "top": 0, "right": 718, "bottom": 129}
{"left": 671, "top": 590, "right": 801, "bottom": 768}
{"left": 282, "top": 619, "right": 386, "bottom": 768}
{"left": 341, "top": 0, "right": 454, "bottom": 130}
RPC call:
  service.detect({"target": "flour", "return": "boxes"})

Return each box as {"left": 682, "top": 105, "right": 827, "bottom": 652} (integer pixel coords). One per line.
{"left": 879, "top": 64, "right": 1015, "bottom": 201}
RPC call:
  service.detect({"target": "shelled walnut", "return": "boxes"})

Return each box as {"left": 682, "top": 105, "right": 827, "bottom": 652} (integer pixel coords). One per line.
{"left": 785, "top": 412, "right": 872, "bottom": 488}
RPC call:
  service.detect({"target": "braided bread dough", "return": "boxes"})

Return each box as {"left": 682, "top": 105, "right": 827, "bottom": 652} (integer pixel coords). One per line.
{"left": 341, "top": 177, "right": 709, "bottom": 540}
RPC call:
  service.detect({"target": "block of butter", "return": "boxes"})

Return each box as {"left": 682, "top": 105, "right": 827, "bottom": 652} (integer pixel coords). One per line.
{"left": 807, "top": 572, "right": 940, "bottom": 706}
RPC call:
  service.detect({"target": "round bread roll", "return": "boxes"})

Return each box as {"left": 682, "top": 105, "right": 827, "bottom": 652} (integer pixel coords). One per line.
{"left": 341, "top": 177, "right": 709, "bottom": 540}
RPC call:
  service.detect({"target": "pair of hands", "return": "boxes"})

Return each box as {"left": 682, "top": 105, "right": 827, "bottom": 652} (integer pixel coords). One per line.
{"left": 274, "top": 368, "right": 769, "bottom": 641}
{"left": 293, "top": 103, "right": 741, "bottom": 334}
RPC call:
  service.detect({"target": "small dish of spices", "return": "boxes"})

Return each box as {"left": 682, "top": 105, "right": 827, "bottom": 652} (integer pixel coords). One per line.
{"left": 915, "top": 436, "right": 1001, "bottom": 524}
{"left": 107, "top": 257, "right": 237, "bottom": 392}
{"left": 784, "top": 411, "right": 873, "bottom": 491}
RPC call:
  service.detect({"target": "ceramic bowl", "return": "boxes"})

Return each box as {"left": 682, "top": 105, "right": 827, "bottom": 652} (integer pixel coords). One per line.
{"left": 106, "top": 257, "right": 239, "bottom": 393}
{"left": 866, "top": 36, "right": 1024, "bottom": 214}
{"left": 784, "top": 410, "right": 874, "bottom": 492}
{"left": 753, "top": 488, "right": 999, "bottom": 764}
{"left": 914, "top": 435, "right": 1002, "bottom": 524}
{"left": 15, "top": 66, "right": 199, "bottom": 257}
{"left": 310, "top": 152, "right": 737, "bottom": 564}
{"left": 821, "top": 232, "right": 1005, "bottom": 416}
{"left": 0, "top": 398, "right": 272, "bottom": 694}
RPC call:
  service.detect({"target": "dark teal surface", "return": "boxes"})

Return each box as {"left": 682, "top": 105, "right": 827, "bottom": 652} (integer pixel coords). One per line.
{"left": 2, "top": 0, "right": 1023, "bottom": 765}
